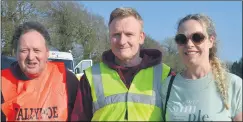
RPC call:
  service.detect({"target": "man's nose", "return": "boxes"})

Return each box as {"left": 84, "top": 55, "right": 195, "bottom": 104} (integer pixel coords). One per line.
{"left": 118, "top": 33, "right": 127, "bottom": 45}
{"left": 27, "top": 51, "right": 35, "bottom": 60}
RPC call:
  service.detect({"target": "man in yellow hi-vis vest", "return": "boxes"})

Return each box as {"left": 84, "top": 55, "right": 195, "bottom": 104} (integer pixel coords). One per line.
{"left": 71, "top": 7, "right": 173, "bottom": 121}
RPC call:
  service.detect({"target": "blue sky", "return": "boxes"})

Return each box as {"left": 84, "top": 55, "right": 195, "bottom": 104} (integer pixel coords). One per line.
{"left": 80, "top": 1, "right": 242, "bottom": 62}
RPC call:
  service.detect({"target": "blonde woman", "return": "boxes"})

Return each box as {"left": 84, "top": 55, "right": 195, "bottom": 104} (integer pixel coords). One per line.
{"left": 162, "top": 14, "right": 242, "bottom": 121}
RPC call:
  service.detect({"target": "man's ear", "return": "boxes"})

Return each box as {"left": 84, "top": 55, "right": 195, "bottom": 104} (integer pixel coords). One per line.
{"left": 139, "top": 32, "right": 145, "bottom": 45}
{"left": 46, "top": 47, "right": 49, "bottom": 58}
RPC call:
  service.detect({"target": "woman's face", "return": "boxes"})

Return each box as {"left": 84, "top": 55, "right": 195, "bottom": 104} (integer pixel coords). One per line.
{"left": 176, "top": 19, "right": 214, "bottom": 68}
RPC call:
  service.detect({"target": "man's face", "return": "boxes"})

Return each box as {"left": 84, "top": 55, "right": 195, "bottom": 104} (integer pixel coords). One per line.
{"left": 17, "top": 30, "right": 49, "bottom": 76}
{"left": 109, "top": 16, "right": 145, "bottom": 61}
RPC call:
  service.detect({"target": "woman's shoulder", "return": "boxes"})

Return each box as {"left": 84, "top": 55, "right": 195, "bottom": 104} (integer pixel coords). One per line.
{"left": 227, "top": 72, "right": 242, "bottom": 86}
{"left": 226, "top": 73, "right": 242, "bottom": 94}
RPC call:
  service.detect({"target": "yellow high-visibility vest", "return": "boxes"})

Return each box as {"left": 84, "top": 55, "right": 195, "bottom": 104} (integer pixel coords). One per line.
{"left": 85, "top": 62, "right": 171, "bottom": 121}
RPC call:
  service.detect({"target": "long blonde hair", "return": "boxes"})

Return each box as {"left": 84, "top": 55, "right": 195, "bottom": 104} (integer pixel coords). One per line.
{"left": 177, "top": 14, "right": 230, "bottom": 110}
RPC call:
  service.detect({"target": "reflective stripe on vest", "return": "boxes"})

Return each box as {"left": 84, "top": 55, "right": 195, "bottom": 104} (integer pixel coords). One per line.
{"left": 91, "top": 63, "right": 163, "bottom": 113}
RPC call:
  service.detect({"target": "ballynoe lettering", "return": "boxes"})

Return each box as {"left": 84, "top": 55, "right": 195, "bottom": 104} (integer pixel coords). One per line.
{"left": 14, "top": 106, "right": 58, "bottom": 120}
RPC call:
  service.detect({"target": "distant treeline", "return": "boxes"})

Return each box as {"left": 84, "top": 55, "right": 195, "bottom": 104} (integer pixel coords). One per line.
{"left": 1, "top": 1, "right": 242, "bottom": 76}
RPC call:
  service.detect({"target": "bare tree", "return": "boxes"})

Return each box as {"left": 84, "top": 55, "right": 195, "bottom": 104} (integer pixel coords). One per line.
{"left": 161, "top": 37, "right": 184, "bottom": 72}
{"left": 1, "top": 0, "right": 38, "bottom": 56}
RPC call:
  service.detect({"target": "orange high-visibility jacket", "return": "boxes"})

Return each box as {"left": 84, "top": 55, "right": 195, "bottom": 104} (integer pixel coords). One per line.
{"left": 1, "top": 62, "right": 70, "bottom": 121}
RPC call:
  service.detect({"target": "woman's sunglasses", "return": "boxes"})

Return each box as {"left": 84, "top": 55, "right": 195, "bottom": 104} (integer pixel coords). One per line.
{"left": 175, "top": 32, "right": 206, "bottom": 45}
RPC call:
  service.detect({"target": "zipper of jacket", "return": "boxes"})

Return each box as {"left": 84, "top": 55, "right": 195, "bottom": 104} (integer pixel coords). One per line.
{"left": 125, "top": 92, "right": 128, "bottom": 120}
